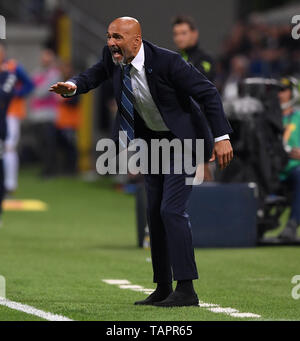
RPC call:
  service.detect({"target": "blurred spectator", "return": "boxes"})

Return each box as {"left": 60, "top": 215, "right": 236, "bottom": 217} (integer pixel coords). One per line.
{"left": 0, "top": 63, "right": 17, "bottom": 223}
{"left": 278, "top": 77, "right": 300, "bottom": 241}
{"left": 29, "top": 48, "right": 61, "bottom": 178}
{"left": 222, "top": 55, "right": 249, "bottom": 101}
{"left": 26, "top": 0, "right": 46, "bottom": 23}
{"left": 172, "top": 15, "right": 215, "bottom": 82}
{"left": 55, "top": 61, "right": 81, "bottom": 175}
{"left": 219, "top": 20, "right": 300, "bottom": 95}
{"left": 0, "top": 43, "right": 35, "bottom": 196}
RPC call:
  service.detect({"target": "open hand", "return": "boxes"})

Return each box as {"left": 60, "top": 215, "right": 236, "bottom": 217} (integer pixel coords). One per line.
{"left": 209, "top": 139, "right": 233, "bottom": 170}
{"left": 49, "top": 82, "right": 77, "bottom": 95}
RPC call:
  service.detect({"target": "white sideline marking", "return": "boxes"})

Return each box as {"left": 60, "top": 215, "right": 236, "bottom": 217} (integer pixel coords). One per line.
{"left": 143, "top": 289, "right": 155, "bottom": 293}
{"left": 231, "top": 312, "right": 261, "bottom": 318}
{"left": 103, "top": 279, "right": 130, "bottom": 285}
{"left": 102, "top": 279, "right": 261, "bottom": 319}
{"left": 103, "top": 279, "right": 154, "bottom": 295}
{"left": 119, "top": 285, "right": 143, "bottom": 289}
{"left": 208, "top": 307, "right": 238, "bottom": 314}
{"left": 0, "top": 298, "right": 73, "bottom": 321}
{"left": 198, "top": 301, "right": 219, "bottom": 308}
{"left": 119, "top": 285, "right": 144, "bottom": 291}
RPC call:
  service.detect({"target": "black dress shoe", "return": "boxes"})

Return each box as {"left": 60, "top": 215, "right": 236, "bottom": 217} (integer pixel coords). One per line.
{"left": 153, "top": 290, "right": 199, "bottom": 307}
{"left": 134, "top": 289, "right": 173, "bottom": 306}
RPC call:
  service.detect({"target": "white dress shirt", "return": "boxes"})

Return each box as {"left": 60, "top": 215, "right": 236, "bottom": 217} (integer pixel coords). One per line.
{"left": 66, "top": 43, "right": 229, "bottom": 141}
{"left": 130, "top": 44, "right": 169, "bottom": 131}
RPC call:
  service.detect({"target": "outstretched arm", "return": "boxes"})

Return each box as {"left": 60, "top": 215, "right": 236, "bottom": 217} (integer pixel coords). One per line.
{"left": 50, "top": 46, "right": 112, "bottom": 96}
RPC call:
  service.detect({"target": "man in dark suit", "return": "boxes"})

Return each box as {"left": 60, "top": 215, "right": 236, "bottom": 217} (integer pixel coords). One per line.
{"left": 50, "top": 17, "right": 233, "bottom": 307}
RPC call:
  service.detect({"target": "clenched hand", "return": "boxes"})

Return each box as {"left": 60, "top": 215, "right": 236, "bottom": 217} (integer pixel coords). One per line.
{"left": 209, "top": 139, "right": 233, "bottom": 170}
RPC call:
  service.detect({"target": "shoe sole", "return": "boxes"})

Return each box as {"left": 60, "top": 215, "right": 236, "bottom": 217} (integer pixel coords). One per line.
{"left": 153, "top": 301, "right": 199, "bottom": 308}
{"left": 134, "top": 298, "right": 171, "bottom": 306}
{"left": 134, "top": 301, "right": 156, "bottom": 306}
{"left": 134, "top": 292, "right": 173, "bottom": 306}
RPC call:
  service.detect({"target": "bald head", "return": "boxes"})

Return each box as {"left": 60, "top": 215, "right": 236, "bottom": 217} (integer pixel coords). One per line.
{"left": 107, "top": 17, "right": 142, "bottom": 65}
{"left": 110, "top": 17, "right": 142, "bottom": 36}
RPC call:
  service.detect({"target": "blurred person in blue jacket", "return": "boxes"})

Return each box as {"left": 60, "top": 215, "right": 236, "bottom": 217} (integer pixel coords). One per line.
{"left": 0, "top": 43, "right": 35, "bottom": 196}
{"left": 0, "top": 62, "right": 17, "bottom": 224}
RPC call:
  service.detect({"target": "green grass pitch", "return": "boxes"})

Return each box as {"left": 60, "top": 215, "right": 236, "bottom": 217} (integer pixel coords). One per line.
{"left": 0, "top": 168, "right": 299, "bottom": 321}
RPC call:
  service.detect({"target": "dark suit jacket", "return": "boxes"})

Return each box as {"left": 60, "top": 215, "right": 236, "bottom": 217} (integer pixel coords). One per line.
{"left": 68, "top": 40, "right": 233, "bottom": 161}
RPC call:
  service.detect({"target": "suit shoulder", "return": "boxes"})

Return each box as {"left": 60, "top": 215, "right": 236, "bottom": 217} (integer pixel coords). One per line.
{"left": 155, "top": 46, "right": 179, "bottom": 58}
{"left": 143, "top": 40, "right": 181, "bottom": 60}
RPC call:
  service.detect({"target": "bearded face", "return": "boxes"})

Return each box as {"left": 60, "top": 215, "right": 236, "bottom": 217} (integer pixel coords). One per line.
{"left": 110, "top": 45, "right": 125, "bottom": 65}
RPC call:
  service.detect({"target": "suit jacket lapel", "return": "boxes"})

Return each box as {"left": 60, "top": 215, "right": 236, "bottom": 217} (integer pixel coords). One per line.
{"left": 143, "top": 42, "right": 162, "bottom": 113}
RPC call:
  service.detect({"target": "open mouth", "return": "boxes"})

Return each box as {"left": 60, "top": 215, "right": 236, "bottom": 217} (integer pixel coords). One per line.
{"left": 111, "top": 47, "right": 123, "bottom": 58}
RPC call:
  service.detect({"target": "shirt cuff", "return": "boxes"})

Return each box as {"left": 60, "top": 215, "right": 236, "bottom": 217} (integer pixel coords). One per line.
{"left": 63, "top": 81, "right": 77, "bottom": 97}
{"left": 214, "top": 134, "right": 230, "bottom": 143}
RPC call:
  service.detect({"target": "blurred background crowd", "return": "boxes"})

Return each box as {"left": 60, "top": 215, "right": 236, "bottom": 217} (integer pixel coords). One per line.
{"left": 218, "top": 19, "right": 300, "bottom": 99}
{"left": 0, "top": 0, "right": 300, "bottom": 240}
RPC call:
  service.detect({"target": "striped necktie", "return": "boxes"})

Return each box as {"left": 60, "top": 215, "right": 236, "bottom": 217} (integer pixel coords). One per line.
{"left": 119, "top": 63, "right": 135, "bottom": 147}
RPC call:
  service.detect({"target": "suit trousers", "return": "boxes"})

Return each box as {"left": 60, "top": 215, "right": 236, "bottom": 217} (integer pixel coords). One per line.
{"left": 142, "top": 130, "right": 199, "bottom": 283}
